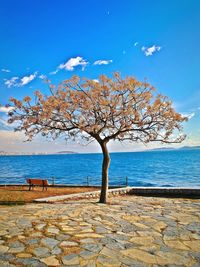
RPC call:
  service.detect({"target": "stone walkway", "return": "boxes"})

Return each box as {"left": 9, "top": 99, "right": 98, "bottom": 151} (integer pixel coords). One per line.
{"left": 0, "top": 195, "right": 199, "bottom": 267}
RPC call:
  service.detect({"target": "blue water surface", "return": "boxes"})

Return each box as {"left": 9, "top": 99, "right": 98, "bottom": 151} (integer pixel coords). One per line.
{"left": 0, "top": 149, "right": 199, "bottom": 187}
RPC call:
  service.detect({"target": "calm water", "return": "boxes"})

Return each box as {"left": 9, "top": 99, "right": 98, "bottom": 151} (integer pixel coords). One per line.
{"left": 0, "top": 149, "right": 199, "bottom": 187}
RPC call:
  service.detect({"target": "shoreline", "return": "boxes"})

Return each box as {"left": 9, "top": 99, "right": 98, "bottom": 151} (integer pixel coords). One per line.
{"left": 1, "top": 146, "right": 200, "bottom": 156}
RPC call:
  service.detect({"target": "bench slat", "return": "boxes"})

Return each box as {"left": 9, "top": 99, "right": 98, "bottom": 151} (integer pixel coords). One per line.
{"left": 26, "top": 178, "right": 49, "bottom": 190}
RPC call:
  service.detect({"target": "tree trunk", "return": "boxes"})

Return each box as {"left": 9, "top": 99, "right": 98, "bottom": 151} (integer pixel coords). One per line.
{"left": 99, "top": 142, "right": 110, "bottom": 203}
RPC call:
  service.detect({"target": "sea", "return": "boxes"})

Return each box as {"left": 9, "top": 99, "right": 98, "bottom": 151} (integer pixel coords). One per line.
{"left": 0, "top": 149, "right": 199, "bottom": 187}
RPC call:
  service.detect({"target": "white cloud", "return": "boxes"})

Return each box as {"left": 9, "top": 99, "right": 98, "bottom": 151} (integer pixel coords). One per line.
{"left": 187, "top": 112, "right": 195, "bottom": 119}
{"left": 4, "top": 72, "right": 37, "bottom": 88}
{"left": 0, "top": 114, "right": 17, "bottom": 130}
{"left": 39, "top": 74, "right": 47, "bottom": 79}
{"left": 50, "top": 56, "right": 112, "bottom": 75}
{"left": 49, "top": 69, "right": 59, "bottom": 75}
{"left": 93, "top": 59, "right": 113, "bottom": 65}
{"left": 0, "top": 119, "right": 11, "bottom": 131}
{"left": 142, "top": 45, "right": 161, "bottom": 56}
{"left": 59, "top": 56, "right": 88, "bottom": 71}
{"left": 134, "top": 42, "right": 138, "bottom": 47}
{"left": 4, "top": 77, "right": 19, "bottom": 88}
{"left": 182, "top": 112, "right": 195, "bottom": 120}
{"left": 1, "top": 68, "right": 11, "bottom": 73}
{"left": 21, "top": 72, "right": 37, "bottom": 86}
{"left": 0, "top": 106, "right": 14, "bottom": 113}
{"left": 0, "top": 118, "right": 9, "bottom": 126}
{"left": 0, "top": 130, "right": 25, "bottom": 145}
{"left": 93, "top": 79, "right": 99, "bottom": 83}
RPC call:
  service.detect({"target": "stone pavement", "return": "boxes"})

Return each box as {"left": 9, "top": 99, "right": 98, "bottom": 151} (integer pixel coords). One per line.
{"left": 0, "top": 195, "right": 199, "bottom": 267}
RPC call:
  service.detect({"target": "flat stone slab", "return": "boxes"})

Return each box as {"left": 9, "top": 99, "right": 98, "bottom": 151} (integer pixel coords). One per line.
{"left": 0, "top": 195, "right": 200, "bottom": 266}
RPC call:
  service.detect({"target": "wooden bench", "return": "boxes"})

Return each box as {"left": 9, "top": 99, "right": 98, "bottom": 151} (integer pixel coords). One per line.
{"left": 26, "top": 178, "right": 49, "bottom": 191}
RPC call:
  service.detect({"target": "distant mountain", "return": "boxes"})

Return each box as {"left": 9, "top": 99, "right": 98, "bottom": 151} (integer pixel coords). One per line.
{"left": 148, "top": 146, "right": 200, "bottom": 151}
{"left": 0, "top": 150, "right": 78, "bottom": 156}
{"left": 56, "top": 151, "right": 78, "bottom": 154}
{"left": 179, "top": 146, "right": 200, "bottom": 150}
{"left": 148, "top": 147, "right": 175, "bottom": 151}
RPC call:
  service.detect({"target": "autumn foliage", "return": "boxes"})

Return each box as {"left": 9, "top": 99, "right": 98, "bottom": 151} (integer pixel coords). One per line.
{"left": 8, "top": 73, "right": 187, "bottom": 203}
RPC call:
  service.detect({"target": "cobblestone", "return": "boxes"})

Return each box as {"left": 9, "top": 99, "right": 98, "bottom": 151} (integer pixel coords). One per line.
{"left": 0, "top": 195, "right": 199, "bottom": 266}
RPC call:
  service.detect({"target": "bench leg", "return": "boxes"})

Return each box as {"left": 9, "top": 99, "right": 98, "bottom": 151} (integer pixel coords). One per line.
{"left": 42, "top": 181, "right": 48, "bottom": 191}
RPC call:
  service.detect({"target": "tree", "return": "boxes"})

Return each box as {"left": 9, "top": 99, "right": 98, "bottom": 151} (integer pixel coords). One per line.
{"left": 8, "top": 73, "right": 187, "bottom": 203}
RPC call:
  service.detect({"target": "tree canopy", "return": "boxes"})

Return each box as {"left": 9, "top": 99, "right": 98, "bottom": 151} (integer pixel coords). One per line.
{"left": 8, "top": 73, "right": 187, "bottom": 203}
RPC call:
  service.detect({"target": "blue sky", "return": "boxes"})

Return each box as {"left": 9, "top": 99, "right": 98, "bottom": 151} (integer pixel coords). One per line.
{"left": 0, "top": 0, "right": 200, "bottom": 153}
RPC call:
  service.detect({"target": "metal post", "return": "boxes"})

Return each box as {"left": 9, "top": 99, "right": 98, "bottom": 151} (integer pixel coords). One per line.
{"left": 126, "top": 176, "right": 128, "bottom": 187}
{"left": 52, "top": 177, "right": 55, "bottom": 186}
{"left": 87, "top": 176, "right": 89, "bottom": 186}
